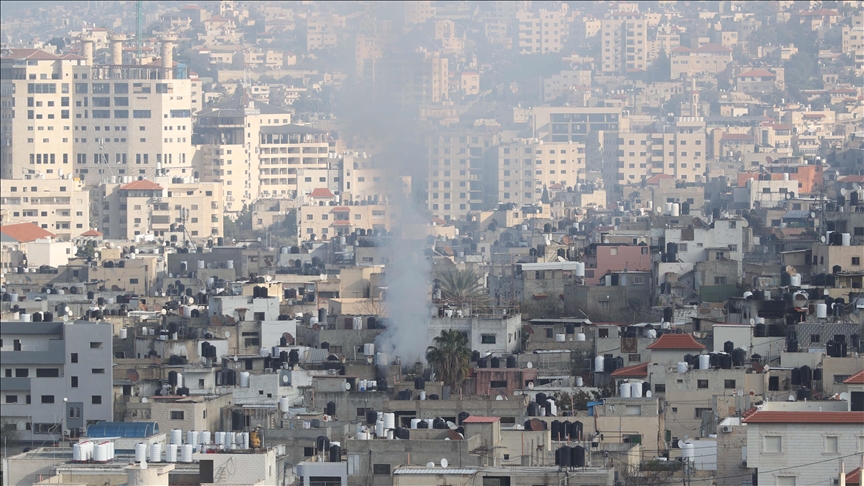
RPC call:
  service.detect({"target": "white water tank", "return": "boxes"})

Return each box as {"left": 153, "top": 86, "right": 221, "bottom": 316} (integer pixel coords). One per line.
{"left": 201, "top": 430, "right": 211, "bottom": 445}
{"left": 364, "top": 343, "right": 375, "bottom": 356}
{"left": 576, "top": 332, "right": 586, "bottom": 341}
{"left": 665, "top": 202, "right": 673, "bottom": 215}
{"left": 842, "top": 233, "right": 851, "bottom": 246}
{"left": 73, "top": 443, "right": 83, "bottom": 461}
{"left": 176, "top": 373, "right": 183, "bottom": 388}
{"left": 214, "top": 431, "right": 224, "bottom": 447}
{"left": 790, "top": 274, "right": 802, "bottom": 287}
{"left": 240, "top": 371, "right": 250, "bottom": 387}
{"left": 187, "top": 430, "right": 198, "bottom": 448}
{"left": 119, "top": 328, "right": 128, "bottom": 339}
{"left": 94, "top": 443, "right": 109, "bottom": 462}
{"left": 425, "top": 418, "right": 434, "bottom": 429}
{"left": 227, "top": 432, "right": 236, "bottom": 448}
{"left": 135, "top": 443, "right": 147, "bottom": 463}
{"left": 383, "top": 412, "right": 395, "bottom": 430}
{"left": 375, "top": 352, "right": 389, "bottom": 366}
{"left": 677, "top": 362, "right": 689, "bottom": 373}
{"left": 671, "top": 203, "right": 680, "bottom": 217}
{"left": 595, "top": 356, "right": 605, "bottom": 373}
{"left": 647, "top": 329, "right": 657, "bottom": 339}
{"left": 575, "top": 376, "right": 584, "bottom": 387}
{"left": 575, "top": 262, "right": 585, "bottom": 277}
{"left": 742, "top": 291, "right": 753, "bottom": 299}
{"left": 699, "top": 354, "right": 711, "bottom": 370}
{"left": 180, "top": 444, "right": 194, "bottom": 463}
{"left": 630, "top": 381, "right": 643, "bottom": 398}
{"left": 279, "top": 396, "right": 291, "bottom": 412}
{"left": 150, "top": 443, "right": 162, "bottom": 462}
{"left": 411, "top": 418, "right": 421, "bottom": 429}
{"left": 816, "top": 303, "right": 828, "bottom": 318}
{"left": 166, "top": 444, "right": 178, "bottom": 462}
{"left": 682, "top": 442, "right": 695, "bottom": 462}
{"left": 419, "top": 391, "right": 426, "bottom": 400}
{"left": 171, "top": 428, "right": 182, "bottom": 445}
{"left": 375, "top": 420, "right": 385, "bottom": 437}
{"left": 197, "top": 260, "right": 205, "bottom": 269}
{"left": 227, "top": 260, "right": 234, "bottom": 269}
{"left": 241, "top": 432, "right": 249, "bottom": 449}
{"left": 620, "top": 382, "right": 632, "bottom": 398}
{"left": 555, "top": 334, "right": 566, "bottom": 342}
{"left": 352, "top": 317, "right": 362, "bottom": 330}
{"left": 20, "top": 313, "right": 31, "bottom": 322}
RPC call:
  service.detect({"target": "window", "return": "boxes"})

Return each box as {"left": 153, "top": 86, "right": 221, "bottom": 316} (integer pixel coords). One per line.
{"left": 90, "top": 342, "right": 103, "bottom": 349}
{"left": 71, "top": 353, "right": 78, "bottom": 363}
{"left": 776, "top": 477, "right": 796, "bottom": 486}
{"left": 5, "top": 395, "right": 18, "bottom": 403}
{"left": 92, "top": 368, "right": 105, "bottom": 374}
{"left": 599, "top": 328, "right": 609, "bottom": 338}
{"left": 654, "top": 384, "right": 665, "bottom": 393}
{"left": 764, "top": 436, "right": 782, "bottom": 453}
{"left": 694, "top": 408, "right": 712, "bottom": 419}
{"left": 41, "top": 395, "right": 55, "bottom": 404}
{"left": 36, "top": 368, "right": 59, "bottom": 377}
{"left": 853, "top": 257, "right": 861, "bottom": 266}
{"left": 490, "top": 380, "right": 508, "bottom": 388}
{"left": 724, "top": 380, "right": 736, "bottom": 389}
{"left": 15, "top": 369, "right": 28, "bottom": 377}
{"left": 697, "top": 380, "right": 708, "bottom": 389}
{"left": 825, "top": 436, "right": 839, "bottom": 453}
{"left": 481, "top": 334, "right": 496, "bottom": 344}
{"left": 92, "top": 395, "right": 102, "bottom": 405}
{"left": 170, "top": 411, "right": 185, "bottom": 420}
{"left": 71, "top": 376, "right": 78, "bottom": 387}
{"left": 678, "top": 243, "right": 688, "bottom": 252}
{"left": 628, "top": 354, "right": 641, "bottom": 362}
{"left": 546, "top": 328, "right": 554, "bottom": 339}
{"left": 373, "top": 464, "right": 390, "bottom": 475}
{"left": 132, "top": 110, "right": 151, "bottom": 118}
{"left": 714, "top": 277, "right": 727, "bottom": 285}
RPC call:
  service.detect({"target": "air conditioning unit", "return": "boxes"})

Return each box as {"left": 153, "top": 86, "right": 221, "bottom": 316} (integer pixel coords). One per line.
{"left": 721, "top": 425, "right": 733, "bottom": 433}
{"left": 742, "top": 461, "right": 747, "bottom": 467}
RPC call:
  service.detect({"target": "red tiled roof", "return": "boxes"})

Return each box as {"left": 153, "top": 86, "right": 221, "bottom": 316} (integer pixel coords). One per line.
{"left": 741, "top": 410, "right": 864, "bottom": 424}
{"left": 694, "top": 44, "right": 731, "bottom": 54}
{"left": 120, "top": 179, "right": 164, "bottom": 191}
{"left": 80, "top": 229, "right": 103, "bottom": 237}
{"left": 737, "top": 69, "right": 776, "bottom": 78}
{"left": 0, "top": 48, "right": 61, "bottom": 61}
{"left": 848, "top": 466, "right": 862, "bottom": 485}
{"left": 610, "top": 362, "right": 649, "bottom": 378}
{"left": 431, "top": 217, "right": 447, "bottom": 225}
{"left": 839, "top": 175, "right": 864, "bottom": 183}
{"left": 646, "top": 173, "right": 674, "bottom": 185}
{"left": 331, "top": 206, "right": 350, "bottom": 212}
{"left": 646, "top": 333, "right": 706, "bottom": 350}
{"left": 0, "top": 222, "right": 57, "bottom": 243}
{"left": 461, "top": 416, "right": 500, "bottom": 424}
{"left": 309, "top": 188, "right": 335, "bottom": 198}
{"left": 843, "top": 369, "right": 864, "bottom": 385}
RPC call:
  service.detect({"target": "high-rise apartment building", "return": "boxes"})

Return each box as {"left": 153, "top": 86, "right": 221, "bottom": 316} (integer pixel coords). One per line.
{"left": 600, "top": 11, "right": 648, "bottom": 74}
{"left": 531, "top": 106, "right": 625, "bottom": 143}
{"left": 1, "top": 40, "right": 201, "bottom": 185}
{"left": 489, "top": 140, "right": 586, "bottom": 207}
{"left": 427, "top": 130, "right": 500, "bottom": 221}
{"left": 374, "top": 49, "right": 449, "bottom": 107}
{"left": 602, "top": 117, "right": 707, "bottom": 188}
{"left": 0, "top": 319, "right": 114, "bottom": 444}
{"left": 515, "top": 5, "right": 570, "bottom": 54}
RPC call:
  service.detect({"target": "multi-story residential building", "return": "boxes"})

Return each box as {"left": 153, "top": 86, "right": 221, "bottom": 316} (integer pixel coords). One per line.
{"left": 97, "top": 177, "right": 223, "bottom": 241}
{"left": 0, "top": 176, "right": 90, "bottom": 239}
{"left": 515, "top": 4, "right": 570, "bottom": 55}
{"left": 735, "top": 69, "right": 779, "bottom": 95}
{"left": 0, "top": 222, "right": 72, "bottom": 268}
{"left": 306, "top": 13, "right": 343, "bottom": 51}
{"left": 599, "top": 11, "right": 648, "bottom": 74}
{"left": 543, "top": 70, "right": 592, "bottom": 102}
{"left": 192, "top": 100, "right": 293, "bottom": 214}
{"left": 842, "top": 14, "right": 864, "bottom": 54}
{"left": 374, "top": 48, "right": 449, "bottom": 107}
{"left": 427, "top": 129, "right": 500, "bottom": 221}
{"left": 670, "top": 44, "right": 733, "bottom": 79}
{"left": 1, "top": 42, "right": 202, "bottom": 185}
{"left": 603, "top": 117, "right": 707, "bottom": 188}
{"left": 531, "top": 106, "right": 625, "bottom": 143}
{"left": 742, "top": 405, "right": 864, "bottom": 486}
{"left": 298, "top": 199, "right": 401, "bottom": 242}
{"left": 488, "top": 139, "right": 586, "bottom": 207}
{"left": 258, "top": 124, "right": 334, "bottom": 201}
{"left": 0, "top": 319, "right": 114, "bottom": 443}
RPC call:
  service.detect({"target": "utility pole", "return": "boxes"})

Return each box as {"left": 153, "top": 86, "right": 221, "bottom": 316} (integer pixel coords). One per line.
{"left": 136, "top": 0, "right": 143, "bottom": 64}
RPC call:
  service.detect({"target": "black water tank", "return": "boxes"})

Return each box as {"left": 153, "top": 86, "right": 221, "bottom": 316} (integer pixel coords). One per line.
{"left": 571, "top": 445, "right": 586, "bottom": 468}
{"left": 32, "top": 312, "right": 43, "bottom": 322}
{"left": 43, "top": 311, "right": 53, "bottom": 322}
{"left": 231, "top": 410, "right": 244, "bottom": 431}
{"left": 168, "top": 371, "right": 178, "bottom": 386}
{"left": 471, "top": 351, "right": 480, "bottom": 361}
{"left": 328, "top": 444, "right": 341, "bottom": 462}
{"left": 527, "top": 402, "right": 540, "bottom": 416}
{"left": 289, "top": 350, "right": 299, "bottom": 364}
{"left": 732, "top": 349, "right": 746, "bottom": 366}
{"left": 457, "top": 411, "right": 470, "bottom": 425}
{"left": 833, "top": 265, "right": 842, "bottom": 274}
{"left": 490, "top": 357, "right": 501, "bottom": 368}
{"left": 414, "top": 378, "right": 425, "bottom": 390}
{"left": 800, "top": 365, "right": 812, "bottom": 386}
{"left": 813, "top": 368, "right": 823, "bottom": 381}
{"left": 316, "top": 435, "right": 330, "bottom": 452}
{"left": 556, "top": 446, "right": 571, "bottom": 467}
{"left": 477, "top": 358, "right": 488, "bottom": 368}
{"left": 791, "top": 368, "right": 801, "bottom": 385}
{"left": 754, "top": 324, "right": 766, "bottom": 337}
{"left": 787, "top": 338, "right": 798, "bottom": 353}
{"left": 506, "top": 356, "right": 517, "bottom": 368}
{"left": 724, "top": 341, "right": 734, "bottom": 354}
{"left": 663, "top": 307, "right": 673, "bottom": 322}
{"left": 377, "top": 379, "right": 388, "bottom": 391}
{"left": 326, "top": 401, "right": 336, "bottom": 417}
{"left": 536, "top": 392, "right": 548, "bottom": 405}
{"left": 796, "top": 387, "right": 810, "bottom": 401}
{"left": 837, "top": 341, "right": 847, "bottom": 357}
{"left": 720, "top": 354, "right": 732, "bottom": 369}
{"left": 551, "top": 420, "right": 562, "bottom": 440}
{"left": 851, "top": 334, "right": 861, "bottom": 350}
{"left": 366, "top": 410, "right": 377, "bottom": 425}
{"left": 780, "top": 272, "right": 791, "bottom": 286}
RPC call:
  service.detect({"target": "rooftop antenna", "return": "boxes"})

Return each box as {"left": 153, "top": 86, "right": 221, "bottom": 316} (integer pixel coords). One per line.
{"left": 136, "top": 0, "right": 142, "bottom": 64}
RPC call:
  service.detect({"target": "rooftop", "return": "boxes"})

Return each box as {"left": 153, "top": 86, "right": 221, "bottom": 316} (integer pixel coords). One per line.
{"left": 610, "top": 362, "right": 649, "bottom": 378}
{"left": 843, "top": 369, "right": 864, "bottom": 385}
{"left": 120, "top": 179, "right": 164, "bottom": 191}
{"left": 741, "top": 410, "right": 864, "bottom": 424}
{"left": 461, "top": 416, "right": 500, "bottom": 424}
{"left": 0, "top": 222, "right": 57, "bottom": 243}
{"left": 309, "top": 188, "right": 335, "bottom": 198}
{"left": 646, "top": 333, "right": 706, "bottom": 350}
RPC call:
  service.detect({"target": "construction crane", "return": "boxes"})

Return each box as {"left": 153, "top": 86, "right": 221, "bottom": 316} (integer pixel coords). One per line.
{"left": 136, "top": 0, "right": 142, "bottom": 64}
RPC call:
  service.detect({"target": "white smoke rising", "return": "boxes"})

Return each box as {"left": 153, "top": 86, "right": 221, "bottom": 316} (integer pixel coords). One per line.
{"left": 374, "top": 222, "right": 432, "bottom": 366}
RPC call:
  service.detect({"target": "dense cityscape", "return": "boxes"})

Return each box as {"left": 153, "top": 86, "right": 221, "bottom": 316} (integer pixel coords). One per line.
{"left": 0, "top": 1, "right": 863, "bottom": 485}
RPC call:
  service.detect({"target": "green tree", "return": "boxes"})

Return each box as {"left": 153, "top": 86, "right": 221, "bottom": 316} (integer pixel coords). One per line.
{"left": 75, "top": 244, "right": 96, "bottom": 259}
{"left": 435, "top": 268, "right": 489, "bottom": 306}
{"left": 784, "top": 53, "right": 823, "bottom": 101}
{"left": 426, "top": 329, "right": 471, "bottom": 391}
{"left": 47, "top": 37, "right": 66, "bottom": 52}
{"left": 223, "top": 216, "right": 239, "bottom": 240}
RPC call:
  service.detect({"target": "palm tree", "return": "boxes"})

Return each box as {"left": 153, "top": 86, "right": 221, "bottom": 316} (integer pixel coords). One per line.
{"left": 426, "top": 329, "right": 471, "bottom": 391}
{"left": 435, "top": 268, "right": 489, "bottom": 306}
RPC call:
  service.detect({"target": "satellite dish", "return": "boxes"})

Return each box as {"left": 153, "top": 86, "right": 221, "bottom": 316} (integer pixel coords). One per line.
{"left": 839, "top": 392, "right": 850, "bottom": 401}
{"left": 810, "top": 212, "right": 816, "bottom": 218}
{"left": 526, "top": 362, "right": 533, "bottom": 369}
{"left": 603, "top": 238, "right": 610, "bottom": 244}
{"left": 441, "top": 458, "right": 448, "bottom": 468}
{"left": 763, "top": 365, "right": 769, "bottom": 372}
{"left": 677, "top": 440, "right": 685, "bottom": 448}
{"left": 749, "top": 318, "right": 755, "bottom": 325}
{"left": 344, "top": 381, "right": 351, "bottom": 390}
{"left": 161, "top": 308, "right": 167, "bottom": 315}
{"left": 646, "top": 390, "right": 652, "bottom": 397}
{"left": 447, "top": 421, "right": 457, "bottom": 429}
{"left": 282, "top": 375, "right": 289, "bottom": 384}
{"left": 824, "top": 289, "right": 830, "bottom": 295}
{"left": 528, "top": 381, "right": 535, "bottom": 390}
{"left": 496, "top": 395, "right": 504, "bottom": 401}
{"left": 141, "top": 397, "right": 148, "bottom": 403}
{"left": 840, "top": 188, "right": 847, "bottom": 196}
{"left": 788, "top": 394, "right": 796, "bottom": 401}
{"left": 233, "top": 356, "right": 238, "bottom": 362}
{"left": 62, "top": 315, "right": 69, "bottom": 322}
{"left": 224, "top": 330, "right": 231, "bottom": 338}
{"left": 127, "top": 369, "right": 140, "bottom": 383}
{"left": 821, "top": 236, "right": 826, "bottom": 243}
{"left": 426, "top": 462, "right": 435, "bottom": 468}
